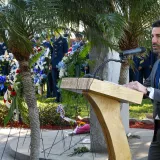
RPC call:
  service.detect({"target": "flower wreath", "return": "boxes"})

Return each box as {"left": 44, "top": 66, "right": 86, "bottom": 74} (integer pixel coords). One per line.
{"left": 0, "top": 42, "right": 50, "bottom": 125}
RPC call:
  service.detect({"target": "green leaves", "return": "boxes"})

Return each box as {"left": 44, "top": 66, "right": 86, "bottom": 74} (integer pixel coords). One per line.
{"left": 0, "top": 0, "right": 50, "bottom": 58}
{"left": 96, "top": 13, "right": 126, "bottom": 49}
{"left": 29, "top": 49, "right": 45, "bottom": 68}
{"left": 68, "top": 146, "right": 89, "bottom": 156}
{"left": 3, "top": 71, "right": 26, "bottom": 126}
{"left": 4, "top": 97, "right": 16, "bottom": 126}
{"left": 65, "top": 43, "right": 91, "bottom": 77}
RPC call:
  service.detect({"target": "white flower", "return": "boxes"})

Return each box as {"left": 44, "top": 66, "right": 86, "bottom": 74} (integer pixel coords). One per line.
{"left": 59, "top": 68, "right": 67, "bottom": 78}
{"left": 62, "top": 56, "right": 68, "bottom": 61}
{"left": 35, "top": 82, "right": 40, "bottom": 86}
{"left": 6, "top": 101, "right": 11, "bottom": 108}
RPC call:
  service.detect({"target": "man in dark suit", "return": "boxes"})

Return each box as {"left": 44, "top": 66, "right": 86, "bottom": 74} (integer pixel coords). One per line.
{"left": 51, "top": 35, "right": 68, "bottom": 102}
{"left": 125, "top": 20, "right": 160, "bottom": 160}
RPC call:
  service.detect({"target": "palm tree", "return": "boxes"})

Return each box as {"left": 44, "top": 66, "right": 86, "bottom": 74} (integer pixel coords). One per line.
{"left": 0, "top": 0, "right": 58, "bottom": 159}
{"left": 100, "top": 0, "right": 160, "bottom": 84}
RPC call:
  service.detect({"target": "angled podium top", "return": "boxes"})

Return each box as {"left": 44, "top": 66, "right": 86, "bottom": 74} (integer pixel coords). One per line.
{"left": 60, "top": 78, "right": 143, "bottom": 104}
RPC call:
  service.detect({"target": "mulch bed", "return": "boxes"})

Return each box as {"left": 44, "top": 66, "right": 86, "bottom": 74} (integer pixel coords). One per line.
{"left": 0, "top": 122, "right": 76, "bottom": 130}
{"left": 129, "top": 121, "right": 154, "bottom": 130}
{"left": 0, "top": 121, "right": 155, "bottom": 130}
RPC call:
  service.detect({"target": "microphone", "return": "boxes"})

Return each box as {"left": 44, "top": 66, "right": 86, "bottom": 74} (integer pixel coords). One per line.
{"left": 84, "top": 47, "right": 146, "bottom": 79}
{"left": 121, "top": 47, "right": 146, "bottom": 56}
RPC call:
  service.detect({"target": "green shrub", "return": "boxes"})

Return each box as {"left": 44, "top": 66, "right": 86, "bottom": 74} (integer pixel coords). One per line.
{"left": 0, "top": 104, "right": 8, "bottom": 125}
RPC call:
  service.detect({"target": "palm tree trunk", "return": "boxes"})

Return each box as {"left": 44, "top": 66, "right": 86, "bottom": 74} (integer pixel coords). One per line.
{"left": 19, "top": 61, "right": 40, "bottom": 160}
{"left": 118, "top": 63, "right": 130, "bottom": 133}
{"left": 119, "top": 63, "right": 129, "bottom": 84}
{"left": 89, "top": 46, "right": 108, "bottom": 153}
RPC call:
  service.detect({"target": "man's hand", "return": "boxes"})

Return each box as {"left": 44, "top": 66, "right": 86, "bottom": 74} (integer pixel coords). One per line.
{"left": 124, "top": 81, "right": 147, "bottom": 94}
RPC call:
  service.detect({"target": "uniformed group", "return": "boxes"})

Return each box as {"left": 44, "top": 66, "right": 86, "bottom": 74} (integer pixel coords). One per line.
{"left": 0, "top": 32, "right": 157, "bottom": 102}
{"left": 129, "top": 51, "right": 157, "bottom": 84}
{"left": 32, "top": 32, "right": 86, "bottom": 102}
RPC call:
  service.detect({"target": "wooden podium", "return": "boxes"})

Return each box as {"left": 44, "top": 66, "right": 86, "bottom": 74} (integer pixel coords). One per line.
{"left": 60, "top": 78, "right": 143, "bottom": 160}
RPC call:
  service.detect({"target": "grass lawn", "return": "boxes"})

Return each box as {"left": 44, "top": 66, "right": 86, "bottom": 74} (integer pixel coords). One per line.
{"left": 0, "top": 94, "right": 153, "bottom": 122}
{"left": 129, "top": 98, "right": 153, "bottom": 119}
{"left": 36, "top": 95, "right": 154, "bottom": 120}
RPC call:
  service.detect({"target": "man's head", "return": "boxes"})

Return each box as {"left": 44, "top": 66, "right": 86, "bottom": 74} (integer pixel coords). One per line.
{"left": 75, "top": 33, "right": 83, "bottom": 42}
{"left": 152, "top": 20, "right": 160, "bottom": 55}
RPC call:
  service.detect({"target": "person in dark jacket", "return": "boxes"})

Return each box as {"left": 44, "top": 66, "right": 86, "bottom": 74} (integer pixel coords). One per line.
{"left": 125, "top": 20, "right": 160, "bottom": 160}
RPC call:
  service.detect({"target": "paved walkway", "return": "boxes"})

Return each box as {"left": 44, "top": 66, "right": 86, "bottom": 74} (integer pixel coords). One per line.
{"left": 0, "top": 127, "right": 153, "bottom": 160}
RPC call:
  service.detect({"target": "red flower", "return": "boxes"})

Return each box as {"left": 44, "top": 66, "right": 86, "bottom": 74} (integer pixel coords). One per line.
{"left": 8, "top": 99, "right": 12, "bottom": 103}
{"left": 8, "top": 85, "right": 12, "bottom": 91}
{"left": 11, "top": 91, "right": 16, "bottom": 96}
{"left": 68, "top": 47, "right": 72, "bottom": 52}
{"left": 3, "top": 99, "right": 6, "bottom": 103}
{"left": 37, "top": 47, "right": 42, "bottom": 52}
{"left": 16, "top": 69, "right": 20, "bottom": 73}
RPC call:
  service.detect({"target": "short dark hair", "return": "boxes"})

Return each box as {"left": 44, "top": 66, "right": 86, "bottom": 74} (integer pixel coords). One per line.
{"left": 152, "top": 20, "right": 160, "bottom": 27}
{"left": 75, "top": 32, "right": 82, "bottom": 38}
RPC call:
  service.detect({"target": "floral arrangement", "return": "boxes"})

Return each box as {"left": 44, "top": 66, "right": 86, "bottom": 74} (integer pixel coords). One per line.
{"left": 1, "top": 67, "right": 23, "bottom": 125}
{"left": 31, "top": 45, "right": 50, "bottom": 86}
{"left": 0, "top": 38, "right": 52, "bottom": 125}
{"left": 3, "top": 69, "right": 20, "bottom": 108}
{"left": 56, "top": 104, "right": 76, "bottom": 123}
{"left": 0, "top": 76, "right": 6, "bottom": 90}
{"left": 76, "top": 120, "right": 86, "bottom": 126}
{"left": 57, "top": 42, "right": 90, "bottom": 79}
{"left": 56, "top": 56, "right": 70, "bottom": 78}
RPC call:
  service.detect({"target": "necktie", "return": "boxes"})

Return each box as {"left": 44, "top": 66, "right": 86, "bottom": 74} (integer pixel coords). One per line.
{"left": 155, "top": 62, "right": 160, "bottom": 89}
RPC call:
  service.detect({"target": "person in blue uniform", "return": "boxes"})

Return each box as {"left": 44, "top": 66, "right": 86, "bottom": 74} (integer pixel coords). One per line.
{"left": 51, "top": 35, "right": 68, "bottom": 102}
{"left": 0, "top": 42, "right": 6, "bottom": 56}
{"left": 129, "top": 56, "right": 141, "bottom": 82}
{"left": 139, "top": 51, "right": 157, "bottom": 84}
{"left": 71, "top": 33, "right": 84, "bottom": 53}
{"left": 42, "top": 40, "right": 54, "bottom": 98}
{"left": 0, "top": 42, "right": 8, "bottom": 74}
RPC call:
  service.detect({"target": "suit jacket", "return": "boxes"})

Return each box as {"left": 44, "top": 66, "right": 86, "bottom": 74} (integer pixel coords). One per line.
{"left": 144, "top": 59, "right": 160, "bottom": 118}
